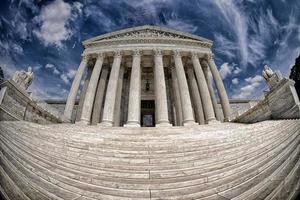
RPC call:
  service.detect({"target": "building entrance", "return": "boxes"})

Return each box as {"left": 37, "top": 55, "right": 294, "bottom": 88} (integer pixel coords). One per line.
{"left": 141, "top": 100, "right": 155, "bottom": 127}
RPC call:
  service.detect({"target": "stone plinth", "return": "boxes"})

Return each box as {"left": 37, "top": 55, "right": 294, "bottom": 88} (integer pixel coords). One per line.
{"left": 233, "top": 78, "right": 300, "bottom": 123}
{"left": 0, "top": 80, "right": 63, "bottom": 124}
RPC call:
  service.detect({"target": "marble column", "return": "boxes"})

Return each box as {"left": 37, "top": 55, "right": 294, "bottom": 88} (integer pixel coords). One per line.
{"left": 64, "top": 55, "right": 89, "bottom": 121}
{"left": 114, "top": 65, "right": 125, "bottom": 126}
{"left": 80, "top": 53, "right": 104, "bottom": 124}
{"left": 171, "top": 66, "right": 183, "bottom": 126}
{"left": 202, "top": 62, "right": 221, "bottom": 121}
{"left": 191, "top": 52, "right": 216, "bottom": 123}
{"left": 125, "top": 49, "right": 141, "bottom": 127}
{"left": 204, "top": 54, "right": 231, "bottom": 122}
{"left": 173, "top": 50, "right": 196, "bottom": 126}
{"left": 75, "top": 66, "right": 92, "bottom": 122}
{"left": 91, "top": 66, "right": 109, "bottom": 125}
{"left": 186, "top": 67, "right": 205, "bottom": 125}
{"left": 153, "top": 49, "right": 171, "bottom": 126}
{"left": 100, "top": 50, "right": 122, "bottom": 126}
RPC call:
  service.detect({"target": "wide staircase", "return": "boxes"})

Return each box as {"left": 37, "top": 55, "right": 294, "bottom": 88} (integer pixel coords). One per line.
{"left": 0, "top": 120, "right": 299, "bottom": 200}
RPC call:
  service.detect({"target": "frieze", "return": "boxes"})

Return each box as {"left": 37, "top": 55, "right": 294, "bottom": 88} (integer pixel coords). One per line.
{"left": 98, "top": 29, "right": 196, "bottom": 41}
{"left": 85, "top": 38, "right": 212, "bottom": 49}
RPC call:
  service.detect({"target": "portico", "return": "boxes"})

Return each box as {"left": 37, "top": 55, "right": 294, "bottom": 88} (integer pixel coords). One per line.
{"left": 64, "top": 26, "right": 231, "bottom": 126}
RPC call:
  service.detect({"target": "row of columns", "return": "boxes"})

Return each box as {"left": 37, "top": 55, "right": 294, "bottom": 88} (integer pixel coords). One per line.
{"left": 64, "top": 50, "right": 231, "bottom": 126}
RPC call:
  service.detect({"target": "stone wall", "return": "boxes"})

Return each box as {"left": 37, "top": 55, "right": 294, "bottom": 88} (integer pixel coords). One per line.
{"left": 233, "top": 78, "right": 300, "bottom": 123}
{"left": 0, "top": 80, "right": 63, "bottom": 124}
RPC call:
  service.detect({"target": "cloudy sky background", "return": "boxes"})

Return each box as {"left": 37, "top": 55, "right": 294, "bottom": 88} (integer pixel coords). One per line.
{"left": 0, "top": 0, "right": 299, "bottom": 100}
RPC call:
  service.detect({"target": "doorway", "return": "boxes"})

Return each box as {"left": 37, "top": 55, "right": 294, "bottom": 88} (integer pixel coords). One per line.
{"left": 141, "top": 100, "right": 155, "bottom": 127}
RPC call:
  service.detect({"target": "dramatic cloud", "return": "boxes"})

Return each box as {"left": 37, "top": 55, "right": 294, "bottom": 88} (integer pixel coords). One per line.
{"left": 33, "top": 0, "right": 82, "bottom": 47}
{"left": 219, "top": 63, "right": 242, "bottom": 79}
{"left": 233, "top": 75, "right": 264, "bottom": 99}
{"left": 232, "top": 78, "right": 239, "bottom": 85}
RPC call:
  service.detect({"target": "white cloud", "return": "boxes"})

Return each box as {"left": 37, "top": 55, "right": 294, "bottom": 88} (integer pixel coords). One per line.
{"left": 219, "top": 63, "right": 233, "bottom": 79}
{"left": 219, "top": 62, "right": 242, "bottom": 79}
{"left": 164, "top": 19, "right": 197, "bottom": 33}
{"left": 233, "top": 75, "right": 264, "bottom": 99}
{"left": 233, "top": 67, "right": 242, "bottom": 75}
{"left": 45, "top": 63, "right": 61, "bottom": 75}
{"left": 33, "top": 0, "right": 82, "bottom": 47}
{"left": 214, "top": 0, "right": 248, "bottom": 66}
{"left": 66, "top": 69, "right": 77, "bottom": 79}
{"left": 60, "top": 74, "right": 69, "bottom": 84}
{"left": 232, "top": 78, "right": 239, "bottom": 85}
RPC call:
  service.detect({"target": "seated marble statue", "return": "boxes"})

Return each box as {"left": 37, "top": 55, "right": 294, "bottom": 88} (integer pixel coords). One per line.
{"left": 262, "top": 65, "right": 282, "bottom": 89}
{"left": 12, "top": 67, "right": 34, "bottom": 90}
{"left": 262, "top": 65, "right": 274, "bottom": 81}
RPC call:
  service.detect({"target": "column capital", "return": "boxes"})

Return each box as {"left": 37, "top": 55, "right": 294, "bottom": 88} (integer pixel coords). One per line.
{"left": 114, "top": 50, "right": 122, "bottom": 57}
{"left": 96, "top": 52, "right": 104, "bottom": 58}
{"left": 82, "top": 54, "right": 90, "bottom": 61}
{"left": 191, "top": 51, "right": 200, "bottom": 59}
{"left": 204, "top": 53, "right": 214, "bottom": 60}
{"left": 153, "top": 49, "right": 162, "bottom": 56}
{"left": 173, "top": 49, "right": 181, "bottom": 57}
{"left": 132, "top": 49, "right": 141, "bottom": 57}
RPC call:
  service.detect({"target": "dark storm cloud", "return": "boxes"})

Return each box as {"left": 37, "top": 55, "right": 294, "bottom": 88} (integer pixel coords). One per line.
{"left": 0, "top": 0, "right": 299, "bottom": 100}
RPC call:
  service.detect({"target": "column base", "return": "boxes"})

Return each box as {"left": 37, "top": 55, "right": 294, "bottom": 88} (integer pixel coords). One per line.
{"left": 207, "top": 118, "right": 220, "bottom": 124}
{"left": 223, "top": 117, "right": 230, "bottom": 122}
{"left": 124, "top": 122, "right": 140, "bottom": 127}
{"left": 99, "top": 121, "right": 113, "bottom": 127}
{"left": 75, "top": 119, "right": 89, "bottom": 125}
{"left": 156, "top": 122, "right": 172, "bottom": 127}
{"left": 183, "top": 120, "right": 198, "bottom": 126}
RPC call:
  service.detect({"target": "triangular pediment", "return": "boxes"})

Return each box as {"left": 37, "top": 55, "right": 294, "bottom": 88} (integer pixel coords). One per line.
{"left": 83, "top": 25, "right": 212, "bottom": 45}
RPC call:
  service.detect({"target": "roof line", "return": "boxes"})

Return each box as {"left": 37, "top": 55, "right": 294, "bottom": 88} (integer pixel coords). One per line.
{"left": 83, "top": 25, "right": 213, "bottom": 45}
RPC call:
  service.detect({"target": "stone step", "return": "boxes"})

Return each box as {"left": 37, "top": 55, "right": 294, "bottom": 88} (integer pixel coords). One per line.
{"left": 0, "top": 122, "right": 298, "bottom": 194}
{"left": 149, "top": 133, "right": 300, "bottom": 199}
{"left": 264, "top": 156, "right": 300, "bottom": 200}
{"left": 0, "top": 139, "right": 150, "bottom": 199}
{"left": 227, "top": 142, "right": 300, "bottom": 200}
{"left": 2, "top": 120, "right": 292, "bottom": 160}
{"left": 0, "top": 120, "right": 298, "bottom": 178}
{"left": 0, "top": 120, "right": 299, "bottom": 199}
{"left": 0, "top": 166, "right": 31, "bottom": 200}
{"left": 0, "top": 152, "right": 54, "bottom": 200}
{"left": 0, "top": 121, "right": 292, "bottom": 174}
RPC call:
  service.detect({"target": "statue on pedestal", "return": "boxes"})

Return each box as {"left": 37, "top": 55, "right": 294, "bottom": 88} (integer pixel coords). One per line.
{"left": 11, "top": 67, "right": 34, "bottom": 90}
{"left": 262, "top": 65, "right": 282, "bottom": 90}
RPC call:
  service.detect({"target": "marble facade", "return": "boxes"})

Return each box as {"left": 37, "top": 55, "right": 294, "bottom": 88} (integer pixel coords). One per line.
{"left": 64, "top": 26, "right": 231, "bottom": 126}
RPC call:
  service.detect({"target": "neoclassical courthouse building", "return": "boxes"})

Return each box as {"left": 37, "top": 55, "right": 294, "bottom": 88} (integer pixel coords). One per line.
{"left": 64, "top": 25, "right": 230, "bottom": 126}
{"left": 0, "top": 26, "right": 299, "bottom": 200}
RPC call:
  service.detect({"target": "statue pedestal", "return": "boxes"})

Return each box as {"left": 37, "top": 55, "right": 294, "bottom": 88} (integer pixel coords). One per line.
{"left": 0, "top": 80, "right": 63, "bottom": 124}
{"left": 232, "top": 78, "right": 300, "bottom": 123}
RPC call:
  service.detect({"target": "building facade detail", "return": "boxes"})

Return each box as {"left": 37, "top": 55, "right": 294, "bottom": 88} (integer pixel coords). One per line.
{"left": 64, "top": 26, "right": 231, "bottom": 126}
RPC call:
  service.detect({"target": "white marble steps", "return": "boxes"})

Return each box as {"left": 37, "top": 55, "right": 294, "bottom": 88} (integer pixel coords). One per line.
{"left": 0, "top": 120, "right": 299, "bottom": 200}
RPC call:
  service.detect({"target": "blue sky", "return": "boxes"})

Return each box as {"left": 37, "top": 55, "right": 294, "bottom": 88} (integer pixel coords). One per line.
{"left": 0, "top": 0, "right": 299, "bottom": 100}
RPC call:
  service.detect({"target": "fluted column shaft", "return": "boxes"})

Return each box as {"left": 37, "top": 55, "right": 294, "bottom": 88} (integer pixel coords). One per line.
{"left": 171, "top": 67, "right": 183, "bottom": 126}
{"left": 204, "top": 55, "right": 231, "bottom": 122}
{"left": 91, "top": 67, "right": 109, "bottom": 125}
{"left": 80, "top": 54, "right": 104, "bottom": 124}
{"left": 154, "top": 49, "right": 171, "bottom": 126}
{"left": 75, "top": 67, "right": 92, "bottom": 121}
{"left": 64, "top": 56, "right": 89, "bottom": 121}
{"left": 173, "top": 50, "right": 195, "bottom": 126}
{"left": 191, "top": 53, "right": 216, "bottom": 122}
{"left": 126, "top": 50, "right": 141, "bottom": 127}
{"left": 114, "top": 66, "right": 124, "bottom": 126}
{"left": 202, "top": 63, "right": 221, "bottom": 121}
{"left": 101, "top": 51, "right": 122, "bottom": 126}
{"left": 187, "top": 67, "right": 205, "bottom": 125}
